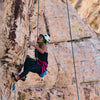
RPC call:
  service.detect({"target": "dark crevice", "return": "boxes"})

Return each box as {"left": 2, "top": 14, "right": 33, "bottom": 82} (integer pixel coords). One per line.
{"left": 8, "top": 0, "right": 24, "bottom": 41}
{"left": 75, "top": 0, "right": 83, "bottom": 10}
{"left": 90, "top": 16, "right": 99, "bottom": 29}
{"left": 46, "top": 92, "right": 50, "bottom": 100}
{"left": 2, "top": 56, "right": 12, "bottom": 60}
{"left": 67, "top": 36, "right": 91, "bottom": 42}
{"left": 84, "top": 88, "right": 91, "bottom": 100}
{"left": 5, "top": 48, "right": 9, "bottom": 53}
{"left": 1, "top": 59, "right": 7, "bottom": 63}
{"left": 14, "top": 0, "right": 23, "bottom": 20}
{"left": 15, "top": 64, "right": 23, "bottom": 73}
{"left": 50, "top": 40, "right": 67, "bottom": 44}
{"left": 80, "top": 80, "right": 100, "bottom": 85}
{"left": 61, "top": 0, "right": 66, "bottom": 4}
{"left": 33, "top": 26, "right": 36, "bottom": 29}
{"left": 9, "top": 31, "right": 16, "bottom": 41}
{"left": 98, "top": 10, "right": 100, "bottom": 14}
{"left": 50, "top": 36, "right": 91, "bottom": 44}
{"left": 8, "top": 22, "right": 17, "bottom": 45}
{"left": 43, "top": 12, "right": 50, "bottom": 37}
{"left": 87, "top": 12, "right": 93, "bottom": 19}
{"left": 34, "top": 0, "right": 37, "bottom": 4}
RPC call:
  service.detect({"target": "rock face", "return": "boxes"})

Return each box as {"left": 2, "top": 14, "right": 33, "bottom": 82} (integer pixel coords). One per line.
{"left": 70, "top": 0, "right": 100, "bottom": 36}
{"left": 0, "top": 0, "right": 100, "bottom": 100}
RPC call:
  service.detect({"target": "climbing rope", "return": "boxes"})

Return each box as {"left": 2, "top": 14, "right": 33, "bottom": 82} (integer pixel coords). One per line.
{"left": 23, "top": 0, "right": 32, "bottom": 63}
{"left": 28, "top": 0, "right": 32, "bottom": 49}
{"left": 37, "top": 0, "right": 40, "bottom": 42}
{"left": 36, "top": 0, "right": 40, "bottom": 60}
{"left": 29, "top": 0, "right": 32, "bottom": 40}
{"left": 66, "top": 0, "right": 80, "bottom": 100}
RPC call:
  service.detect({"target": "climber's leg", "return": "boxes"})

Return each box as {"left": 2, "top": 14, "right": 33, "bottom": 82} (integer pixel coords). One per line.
{"left": 24, "top": 57, "right": 36, "bottom": 71}
{"left": 19, "top": 64, "right": 42, "bottom": 79}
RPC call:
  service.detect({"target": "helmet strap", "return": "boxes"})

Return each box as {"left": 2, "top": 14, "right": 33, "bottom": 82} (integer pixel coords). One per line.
{"left": 38, "top": 42, "right": 44, "bottom": 46}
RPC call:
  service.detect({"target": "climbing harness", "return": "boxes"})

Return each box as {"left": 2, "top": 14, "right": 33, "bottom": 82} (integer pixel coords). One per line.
{"left": 37, "top": 59, "right": 48, "bottom": 77}
{"left": 66, "top": 0, "right": 80, "bottom": 100}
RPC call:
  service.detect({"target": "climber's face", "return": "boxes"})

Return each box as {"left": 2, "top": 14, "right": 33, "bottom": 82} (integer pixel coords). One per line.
{"left": 37, "top": 35, "right": 44, "bottom": 43}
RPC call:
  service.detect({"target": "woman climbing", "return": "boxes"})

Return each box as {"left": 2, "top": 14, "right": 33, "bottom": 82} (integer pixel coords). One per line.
{"left": 12, "top": 33, "right": 50, "bottom": 81}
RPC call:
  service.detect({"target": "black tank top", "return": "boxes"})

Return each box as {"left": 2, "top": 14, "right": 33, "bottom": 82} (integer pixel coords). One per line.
{"left": 35, "top": 49, "right": 48, "bottom": 63}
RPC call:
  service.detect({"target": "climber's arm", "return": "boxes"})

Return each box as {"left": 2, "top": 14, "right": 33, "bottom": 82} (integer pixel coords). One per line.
{"left": 29, "top": 41, "right": 47, "bottom": 54}
{"left": 34, "top": 45, "right": 45, "bottom": 54}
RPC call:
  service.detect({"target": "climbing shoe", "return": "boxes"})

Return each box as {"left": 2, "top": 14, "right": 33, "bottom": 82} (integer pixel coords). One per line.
{"left": 12, "top": 73, "right": 20, "bottom": 82}
{"left": 21, "top": 76, "right": 26, "bottom": 81}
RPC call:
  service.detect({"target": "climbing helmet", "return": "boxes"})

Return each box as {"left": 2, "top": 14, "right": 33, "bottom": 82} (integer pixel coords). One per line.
{"left": 39, "top": 33, "right": 50, "bottom": 44}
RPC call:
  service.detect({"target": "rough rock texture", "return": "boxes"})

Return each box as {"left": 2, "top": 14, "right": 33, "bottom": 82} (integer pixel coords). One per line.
{"left": 0, "top": 0, "right": 100, "bottom": 100}
{"left": 69, "top": 0, "right": 100, "bottom": 36}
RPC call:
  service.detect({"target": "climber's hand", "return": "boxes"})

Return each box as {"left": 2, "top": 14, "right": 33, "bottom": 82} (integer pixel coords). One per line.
{"left": 29, "top": 41, "right": 35, "bottom": 47}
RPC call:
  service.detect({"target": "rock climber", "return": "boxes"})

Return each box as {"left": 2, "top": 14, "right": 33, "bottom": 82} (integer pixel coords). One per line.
{"left": 12, "top": 33, "right": 50, "bottom": 81}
